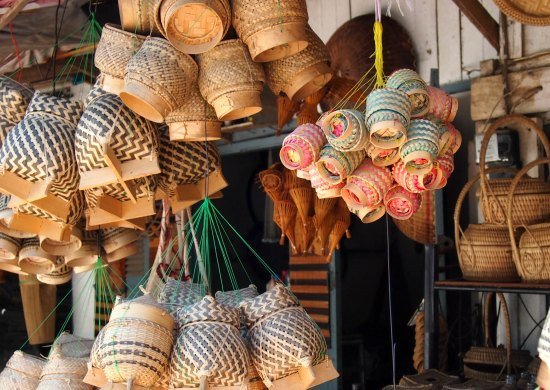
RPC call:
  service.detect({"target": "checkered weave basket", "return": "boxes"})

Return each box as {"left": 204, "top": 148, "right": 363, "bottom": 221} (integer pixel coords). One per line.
{"left": 0, "top": 351, "right": 45, "bottom": 390}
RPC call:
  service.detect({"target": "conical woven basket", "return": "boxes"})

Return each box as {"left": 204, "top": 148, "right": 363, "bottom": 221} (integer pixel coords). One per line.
{"left": 121, "top": 37, "right": 198, "bottom": 123}
{"left": 196, "top": 39, "right": 265, "bottom": 121}
{"left": 37, "top": 258, "right": 72, "bottom": 285}
{"left": 95, "top": 24, "right": 147, "bottom": 95}
{"left": 0, "top": 76, "right": 33, "bottom": 145}
{"left": 0, "top": 351, "right": 45, "bottom": 390}
{"left": 232, "top": 0, "right": 309, "bottom": 62}
{"left": 0, "top": 232, "right": 20, "bottom": 260}
{"left": 169, "top": 295, "right": 250, "bottom": 389}
{"left": 158, "top": 0, "right": 230, "bottom": 54}
{"left": 19, "top": 237, "right": 57, "bottom": 274}
{"left": 118, "top": 0, "right": 161, "bottom": 35}
{"left": 264, "top": 27, "right": 332, "bottom": 101}
{"left": 36, "top": 355, "right": 91, "bottom": 390}
{"left": 165, "top": 85, "right": 222, "bottom": 141}
{"left": 290, "top": 187, "right": 313, "bottom": 225}
{"left": 241, "top": 284, "right": 338, "bottom": 388}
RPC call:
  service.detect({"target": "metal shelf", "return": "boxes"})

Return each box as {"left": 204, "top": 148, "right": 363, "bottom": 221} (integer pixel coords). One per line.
{"left": 434, "top": 279, "right": 550, "bottom": 295}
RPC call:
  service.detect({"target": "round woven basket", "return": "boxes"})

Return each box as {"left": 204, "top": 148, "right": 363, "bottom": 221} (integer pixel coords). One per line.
{"left": 169, "top": 295, "right": 250, "bottom": 389}
{"left": 95, "top": 24, "right": 147, "bottom": 95}
{"left": 493, "top": 0, "right": 550, "bottom": 25}
{"left": 315, "top": 145, "right": 366, "bottom": 185}
{"left": 18, "top": 237, "right": 57, "bottom": 275}
{"left": 368, "top": 145, "right": 400, "bottom": 167}
{"left": 479, "top": 115, "right": 550, "bottom": 226}
{"left": 118, "top": 0, "right": 161, "bottom": 35}
{"left": 165, "top": 85, "right": 222, "bottom": 142}
{"left": 427, "top": 86, "right": 458, "bottom": 123}
{"left": 120, "top": 37, "right": 198, "bottom": 123}
{"left": 309, "top": 164, "right": 345, "bottom": 198}
{"left": 394, "top": 190, "right": 436, "bottom": 245}
{"left": 196, "top": 39, "right": 265, "bottom": 121}
{"left": 92, "top": 295, "right": 174, "bottom": 387}
{"left": 0, "top": 351, "right": 45, "bottom": 390}
{"left": 0, "top": 232, "right": 20, "bottom": 260}
{"left": 39, "top": 226, "right": 82, "bottom": 256}
{"left": 232, "top": 0, "right": 309, "bottom": 62}
{"left": 0, "top": 258, "right": 26, "bottom": 274}
{"left": 264, "top": 27, "right": 332, "bottom": 102}
{"left": 280, "top": 123, "right": 325, "bottom": 170}
{"left": 384, "top": 185, "right": 422, "bottom": 220}
{"left": 341, "top": 159, "right": 393, "bottom": 208}
{"left": 37, "top": 260, "right": 72, "bottom": 285}
{"left": 400, "top": 119, "right": 440, "bottom": 175}
{"left": 36, "top": 355, "right": 90, "bottom": 390}
{"left": 320, "top": 109, "right": 368, "bottom": 152}
{"left": 159, "top": 0, "right": 230, "bottom": 54}
{"left": 455, "top": 168, "right": 521, "bottom": 282}
{"left": 386, "top": 69, "right": 430, "bottom": 118}
{"left": 65, "top": 230, "right": 99, "bottom": 268}
{"left": 0, "top": 76, "right": 33, "bottom": 145}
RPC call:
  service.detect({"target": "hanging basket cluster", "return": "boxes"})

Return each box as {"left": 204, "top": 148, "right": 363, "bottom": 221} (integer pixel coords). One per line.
{"left": 280, "top": 69, "right": 461, "bottom": 223}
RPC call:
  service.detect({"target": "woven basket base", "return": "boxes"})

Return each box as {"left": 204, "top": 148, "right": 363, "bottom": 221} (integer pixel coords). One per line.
{"left": 169, "top": 120, "right": 222, "bottom": 141}
{"left": 99, "top": 75, "right": 125, "bottom": 96}
{"left": 246, "top": 22, "right": 308, "bottom": 62}
{"left": 287, "top": 62, "right": 333, "bottom": 102}
{"left": 18, "top": 258, "right": 56, "bottom": 275}
{"left": 211, "top": 90, "right": 262, "bottom": 121}
{"left": 120, "top": 82, "right": 170, "bottom": 123}
{"left": 65, "top": 247, "right": 98, "bottom": 268}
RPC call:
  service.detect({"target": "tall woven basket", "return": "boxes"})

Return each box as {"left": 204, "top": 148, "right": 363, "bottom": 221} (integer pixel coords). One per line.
{"left": 0, "top": 76, "right": 33, "bottom": 145}
{"left": 0, "top": 351, "right": 46, "bottom": 390}
{"left": 454, "top": 168, "right": 521, "bottom": 282}
{"left": 118, "top": 0, "right": 160, "bottom": 35}
{"left": 264, "top": 27, "right": 332, "bottom": 102}
{"left": 241, "top": 284, "right": 339, "bottom": 388}
{"left": 478, "top": 115, "right": 550, "bottom": 226}
{"left": 157, "top": 0, "right": 230, "bottom": 54}
{"left": 232, "top": 0, "right": 309, "bottom": 62}
{"left": 120, "top": 37, "right": 198, "bottom": 123}
{"left": 169, "top": 296, "right": 250, "bottom": 389}
{"left": 197, "top": 39, "right": 265, "bottom": 121}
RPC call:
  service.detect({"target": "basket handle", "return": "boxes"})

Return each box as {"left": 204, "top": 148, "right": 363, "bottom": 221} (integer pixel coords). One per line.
{"left": 506, "top": 157, "right": 550, "bottom": 278}
{"left": 454, "top": 167, "right": 517, "bottom": 270}
{"left": 483, "top": 292, "right": 512, "bottom": 376}
{"left": 479, "top": 115, "right": 550, "bottom": 220}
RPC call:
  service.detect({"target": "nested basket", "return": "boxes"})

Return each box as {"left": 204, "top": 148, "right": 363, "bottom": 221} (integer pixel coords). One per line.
{"left": 479, "top": 115, "right": 550, "bottom": 226}
{"left": 427, "top": 86, "right": 458, "bottom": 123}
{"left": 36, "top": 355, "right": 91, "bottom": 390}
{"left": 309, "top": 164, "right": 346, "bottom": 199}
{"left": 169, "top": 295, "right": 250, "bottom": 389}
{"left": 320, "top": 109, "right": 369, "bottom": 152}
{"left": 280, "top": 123, "right": 326, "bottom": 171}
{"left": 92, "top": 294, "right": 174, "bottom": 388}
{"left": 165, "top": 84, "right": 222, "bottom": 142}
{"left": 158, "top": 0, "right": 230, "bottom": 54}
{"left": 0, "top": 350, "right": 46, "bottom": 390}
{"left": 400, "top": 119, "right": 440, "bottom": 175}
{"left": 438, "top": 122, "right": 462, "bottom": 156}
{"left": 367, "top": 145, "right": 400, "bottom": 167}
{"left": 315, "top": 145, "right": 366, "bottom": 185}
{"left": 384, "top": 185, "right": 422, "bottom": 220}
{"left": 386, "top": 69, "right": 430, "bottom": 118}
{"left": 37, "top": 258, "right": 72, "bottom": 285}
{"left": 95, "top": 24, "right": 147, "bottom": 95}
{"left": 264, "top": 27, "right": 332, "bottom": 102}
{"left": 118, "top": 0, "right": 161, "bottom": 35}
{"left": 65, "top": 230, "right": 99, "bottom": 268}
{"left": 0, "top": 92, "right": 82, "bottom": 213}
{"left": 341, "top": 159, "right": 393, "bottom": 209}
{"left": 0, "top": 76, "right": 33, "bottom": 145}
{"left": 454, "top": 168, "right": 521, "bottom": 282}
{"left": 18, "top": 237, "right": 57, "bottom": 275}
{"left": 507, "top": 157, "right": 550, "bottom": 282}
{"left": 0, "top": 195, "right": 36, "bottom": 239}
{"left": 197, "top": 39, "right": 265, "bottom": 121}
{"left": 463, "top": 293, "right": 532, "bottom": 381}
{"left": 0, "top": 232, "right": 20, "bottom": 260}
{"left": 232, "top": 0, "right": 309, "bottom": 62}
{"left": 241, "top": 284, "right": 338, "bottom": 388}
{"left": 120, "top": 37, "right": 198, "bottom": 123}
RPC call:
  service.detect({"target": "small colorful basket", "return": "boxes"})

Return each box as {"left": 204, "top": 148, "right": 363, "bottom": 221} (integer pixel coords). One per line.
{"left": 341, "top": 159, "right": 393, "bottom": 208}
{"left": 367, "top": 145, "right": 401, "bottom": 167}
{"left": 321, "top": 109, "right": 369, "bottom": 152}
{"left": 309, "top": 165, "right": 345, "bottom": 199}
{"left": 386, "top": 69, "right": 430, "bottom": 117}
{"left": 399, "top": 119, "right": 440, "bottom": 175}
{"left": 393, "top": 160, "right": 430, "bottom": 193}
{"left": 280, "top": 123, "right": 325, "bottom": 170}
{"left": 315, "top": 145, "right": 366, "bottom": 185}
{"left": 438, "top": 122, "right": 461, "bottom": 156}
{"left": 348, "top": 203, "right": 386, "bottom": 224}
{"left": 384, "top": 185, "right": 422, "bottom": 220}
{"left": 426, "top": 86, "right": 458, "bottom": 123}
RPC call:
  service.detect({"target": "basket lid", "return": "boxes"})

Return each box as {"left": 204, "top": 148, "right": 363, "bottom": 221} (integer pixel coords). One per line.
{"left": 215, "top": 284, "right": 258, "bottom": 307}
{"left": 110, "top": 294, "right": 175, "bottom": 330}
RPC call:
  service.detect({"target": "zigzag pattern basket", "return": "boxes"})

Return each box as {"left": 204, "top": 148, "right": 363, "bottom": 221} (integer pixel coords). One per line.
{"left": 170, "top": 296, "right": 250, "bottom": 389}
{"left": 157, "top": 278, "right": 206, "bottom": 316}
{"left": 84, "top": 176, "right": 156, "bottom": 209}
{"left": 0, "top": 76, "right": 33, "bottom": 145}
{"left": 0, "top": 351, "right": 45, "bottom": 390}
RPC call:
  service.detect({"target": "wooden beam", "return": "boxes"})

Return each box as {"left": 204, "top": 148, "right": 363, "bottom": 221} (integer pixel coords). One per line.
{"left": 452, "top": 0, "right": 499, "bottom": 51}
{"left": 0, "top": 0, "right": 31, "bottom": 31}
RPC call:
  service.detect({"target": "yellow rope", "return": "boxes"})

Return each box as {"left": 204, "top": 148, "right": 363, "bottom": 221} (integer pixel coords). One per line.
{"left": 373, "top": 20, "right": 385, "bottom": 89}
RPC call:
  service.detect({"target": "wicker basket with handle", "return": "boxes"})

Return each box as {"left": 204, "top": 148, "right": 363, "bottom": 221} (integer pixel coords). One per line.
{"left": 463, "top": 292, "right": 532, "bottom": 381}
{"left": 0, "top": 351, "right": 46, "bottom": 390}
{"left": 454, "top": 168, "right": 521, "bottom": 282}
{"left": 479, "top": 115, "right": 550, "bottom": 226}
{"left": 507, "top": 157, "right": 550, "bottom": 282}
{"left": 231, "top": 0, "right": 309, "bottom": 62}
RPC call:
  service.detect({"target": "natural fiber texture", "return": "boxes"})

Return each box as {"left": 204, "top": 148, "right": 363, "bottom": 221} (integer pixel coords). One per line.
{"left": 0, "top": 92, "right": 82, "bottom": 201}
{"left": 17, "top": 190, "right": 85, "bottom": 226}
{"left": 170, "top": 296, "right": 250, "bottom": 388}
{"left": 289, "top": 187, "right": 313, "bottom": 226}
{"left": 309, "top": 165, "right": 345, "bottom": 198}
{"left": 196, "top": 39, "right": 265, "bottom": 121}
{"left": 442, "top": 379, "right": 503, "bottom": 390}
{"left": 39, "top": 224, "right": 82, "bottom": 256}
{"left": 493, "top": 0, "right": 550, "bottom": 26}
{"left": 264, "top": 27, "right": 332, "bottom": 102}
{"left": 37, "top": 355, "right": 91, "bottom": 390}
{"left": 0, "top": 232, "right": 20, "bottom": 260}
{"left": 231, "top": 0, "right": 309, "bottom": 62}
{"left": 438, "top": 122, "right": 461, "bottom": 156}
{"left": 384, "top": 185, "right": 421, "bottom": 220}
{"left": 121, "top": 37, "right": 198, "bottom": 122}
{"left": 386, "top": 69, "right": 430, "bottom": 117}
{"left": 394, "top": 190, "right": 436, "bottom": 245}
{"left": 37, "top": 259, "right": 72, "bottom": 285}
{"left": 157, "top": 278, "right": 205, "bottom": 316}
{"left": 50, "top": 332, "right": 94, "bottom": 359}
{"left": 342, "top": 159, "right": 393, "bottom": 208}
{"left": 241, "top": 284, "right": 327, "bottom": 386}
{"left": 365, "top": 88, "right": 410, "bottom": 149}
{"left": 0, "top": 77, "right": 33, "bottom": 145}
{"left": 321, "top": 109, "right": 369, "bottom": 152}
{"left": 19, "top": 237, "right": 56, "bottom": 275}
{"left": 258, "top": 165, "right": 285, "bottom": 202}
{"left": 368, "top": 145, "right": 400, "bottom": 167}
{"left": 316, "top": 145, "right": 366, "bottom": 185}
{"left": 84, "top": 177, "right": 156, "bottom": 209}
{"left": 401, "top": 369, "right": 458, "bottom": 388}
{"left": 280, "top": 124, "right": 325, "bottom": 170}
{"left": 0, "top": 351, "right": 45, "bottom": 390}
{"left": 313, "top": 197, "right": 336, "bottom": 227}
{"left": 426, "top": 86, "right": 458, "bottom": 123}
{"left": 412, "top": 314, "right": 449, "bottom": 373}
{"left": 118, "top": 0, "right": 160, "bottom": 35}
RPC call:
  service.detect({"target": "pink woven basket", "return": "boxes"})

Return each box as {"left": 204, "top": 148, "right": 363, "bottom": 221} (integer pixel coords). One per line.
{"left": 384, "top": 185, "right": 422, "bottom": 220}
{"left": 341, "top": 160, "right": 393, "bottom": 208}
{"left": 280, "top": 123, "right": 326, "bottom": 170}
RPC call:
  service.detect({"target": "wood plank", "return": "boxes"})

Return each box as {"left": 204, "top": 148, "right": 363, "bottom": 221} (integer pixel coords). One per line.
{"left": 480, "top": 51, "right": 550, "bottom": 76}
{"left": 300, "top": 300, "right": 330, "bottom": 310}
{"left": 309, "top": 313, "right": 330, "bottom": 323}
{"left": 6, "top": 213, "right": 71, "bottom": 241}
{"left": 169, "top": 170, "right": 228, "bottom": 213}
{"left": 307, "top": 0, "right": 351, "bottom": 43}
{"left": 79, "top": 157, "right": 161, "bottom": 190}
{"left": 0, "top": 171, "right": 51, "bottom": 202}
{"left": 86, "top": 217, "right": 146, "bottom": 231}
{"left": 471, "top": 67, "right": 550, "bottom": 121}
{"left": 290, "top": 270, "right": 328, "bottom": 280}
{"left": 103, "top": 147, "right": 138, "bottom": 203}
{"left": 291, "top": 285, "right": 329, "bottom": 294}
{"left": 8, "top": 194, "right": 70, "bottom": 220}
{"left": 437, "top": 0, "right": 462, "bottom": 84}
{"left": 289, "top": 255, "right": 328, "bottom": 265}
{"left": 451, "top": 0, "right": 499, "bottom": 51}
{"left": 87, "top": 196, "right": 155, "bottom": 225}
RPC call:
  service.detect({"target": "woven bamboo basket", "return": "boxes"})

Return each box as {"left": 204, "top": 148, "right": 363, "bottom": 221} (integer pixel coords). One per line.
{"left": 169, "top": 295, "right": 250, "bottom": 389}
{"left": 37, "top": 258, "right": 72, "bottom": 285}
{"left": 309, "top": 165, "right": 345, "bottom": 199}
{"left": 320, "top": 109, "right": 369, "bottom": 152}
{"left": 102, "top": 228, "right": 140, "bottom": 254}
{"left": 0, "top": 351, "right": 46, "bottom": 390}
{"left": 479, "top": 115, "right": 550, "bottom": 226}
{"left": 197, "top": 39, "right": 265, "bottom": 121}
{"left": 0, "top": 197, "right": 36, "bottom": 237}
{"left": 65, "top": 230, "right": 99, "bottom": 268}
{"left": 118, "top": 0, "right": 161, "bottom": 35}
{"left": 313, "top": 197, "right": 336, "bottom": 227}
{"left": 280, "top": 123, "right": 325, "bottom": 171}
{"left": 37, "top": 355, "right": 91, "bottom": 390}
{"left": 463, "top": 293, "right": 532, "bottom": 381}
{"left": 50, "top": 332, "right": 95, "bottom": 359}
{"left": 0, "top": 76, "right": 33, "bottom": 145}
{"left": 368, "top": 145, "right": 400, "bottom": 167}
{"left": 39, "top": 225, "right": 82, "bottom": 256}
{"left": 258, "top": 164, "right": 285, "bottom": 202}
{"left": 18, "top": 237, "right": 57, "bottom": 275}
{"left": 384, "top": 185, "right": 422, "bottom": 220}
{"left": 400, "top": 369, "right": 459, "bottom": 388}
{"left": 0, "top": 232, "right": 20, "bottom": 260}
{"left": 493, "top": 0, "right": 550, "bottom": 25}
{"left": 400, "top": 119, "right": 440, "bottom": 175}
{"left": 507, "top": 157, "right": 550, "bottom": 282}
{"left": 92, "top": 294, "right": 174, "bottom": 388}
{"left": 0, "top": 258, "right": 27, "bottom": 274}
{"left": 95, "top": 24, "right": 147, "bottom": 95}
{"left": 341, "top": 159, "right": 393, "bottom": 209}
{"left": 264, "top": 27, "right": 332, "bottom": 102}
{"left": 0, "top": 92, "right": 82, "bottom": 214}
{"left": 316, "top": 145, "right": 366, "bottom": 185}
{"left": 165, "top": 84, "right": 222, "bottom": 142}
{"left": 427, "top": 86, "right": 458, "bottom": 123}
{"left": 386, "top": 69, "right": 430, "bottom": 118}
{"left": 289, "top": 186, "right": 313, "bottom": 226}
{"left": 157, "top": 279, "right": 205, "bottom": 316}
{"left": 241, "top": 284, "right": 338, "bottom": 388}
{"left": 232, "top": 0, "right": 309, "bottom": 62}
{"left": 158, "top": 0, "right": 230, "bottom": 54}
{"left": 455, "top": 168, "right": 521, "bottom": 282}
{"left": 120, "top": 37, "right": 198, "bottom": 123}
{"left": 394, "top": 190, "right": 436, "bottom": 245}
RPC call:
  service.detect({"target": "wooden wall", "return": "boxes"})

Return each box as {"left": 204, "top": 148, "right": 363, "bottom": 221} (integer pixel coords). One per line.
{"left": 306, "top": 0, "right": 550, "bottom": 85}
